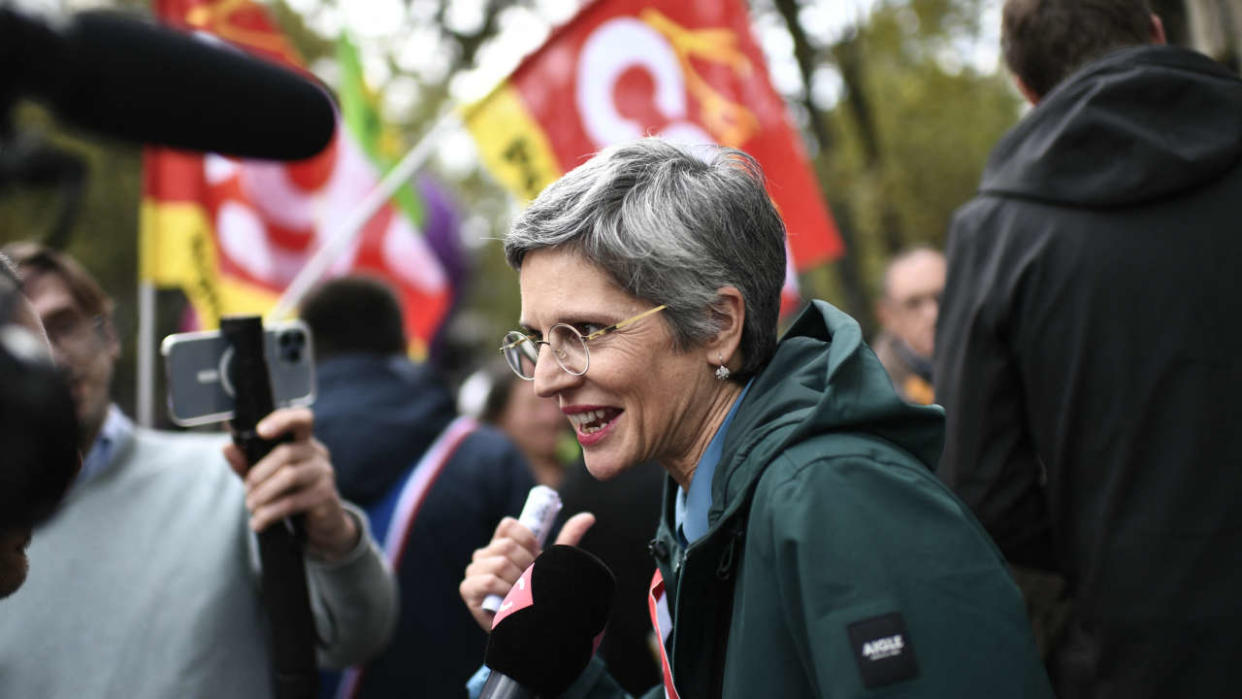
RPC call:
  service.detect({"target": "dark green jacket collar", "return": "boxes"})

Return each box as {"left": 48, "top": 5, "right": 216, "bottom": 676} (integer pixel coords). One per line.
{"left": 709, "top": 300, "right": 944, "bottom": 529}
{"left": 644, "top": 301, "right": 946, "bottom": 697}
{"left": 651, "top": 300, "right": 946, "bottom": 590}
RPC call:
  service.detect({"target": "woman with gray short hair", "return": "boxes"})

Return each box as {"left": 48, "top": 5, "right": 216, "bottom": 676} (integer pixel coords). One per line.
{"left": 460, "top": 139, "right": 1050, "bottom": 697}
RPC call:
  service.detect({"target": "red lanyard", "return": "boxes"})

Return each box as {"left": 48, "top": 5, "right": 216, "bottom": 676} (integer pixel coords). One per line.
{"left": 647, "top": 569, "right": 682, "bottom": 699}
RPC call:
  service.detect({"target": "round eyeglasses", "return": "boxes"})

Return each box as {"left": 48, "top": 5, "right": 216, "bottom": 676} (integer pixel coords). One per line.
{"left": 500, "top": 305, "right": 667, "bottom": 381}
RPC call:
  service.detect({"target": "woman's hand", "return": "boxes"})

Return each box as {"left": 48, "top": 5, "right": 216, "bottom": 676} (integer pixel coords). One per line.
{"left": 460, "top": 511, "right": 596, "bottom": 632}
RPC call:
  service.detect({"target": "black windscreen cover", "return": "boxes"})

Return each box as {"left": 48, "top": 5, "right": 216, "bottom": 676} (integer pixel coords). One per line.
{"left": 485, "top": 545, "right": 616, "bottom": 696}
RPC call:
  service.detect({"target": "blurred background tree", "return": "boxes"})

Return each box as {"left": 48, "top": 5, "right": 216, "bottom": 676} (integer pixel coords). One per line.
{"left": 1, "top": 0, "right": 1224, "bottom": 419}
{"left": 760, "top": 0, "right": 1019, "bottom": 331}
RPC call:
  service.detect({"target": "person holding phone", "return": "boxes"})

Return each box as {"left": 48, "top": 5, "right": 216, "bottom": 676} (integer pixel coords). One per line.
{"left": 0, "top": 242, "right": 396, "bottom": 699}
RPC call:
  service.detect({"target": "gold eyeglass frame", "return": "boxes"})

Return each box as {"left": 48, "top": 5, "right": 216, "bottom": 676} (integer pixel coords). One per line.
{"left": 499, "top": 304, "right": 668, "bottom": 380}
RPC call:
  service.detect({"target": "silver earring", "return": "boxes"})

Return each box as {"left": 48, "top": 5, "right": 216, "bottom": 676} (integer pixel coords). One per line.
{"left": 715, "top": 354, "right": 731, "bottom": 381}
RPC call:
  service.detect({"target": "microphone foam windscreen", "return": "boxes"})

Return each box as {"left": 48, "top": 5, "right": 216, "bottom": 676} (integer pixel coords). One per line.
{"left": 18, "top": 10, "right": 336, "bottom": 160}
{"left": 485, "top": 545, "right": 616, "bottom": 696}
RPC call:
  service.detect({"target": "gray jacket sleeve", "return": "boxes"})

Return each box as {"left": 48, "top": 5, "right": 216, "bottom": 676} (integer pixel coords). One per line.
{"left": 304, "top": 502, "right": 398, "bottom": 669}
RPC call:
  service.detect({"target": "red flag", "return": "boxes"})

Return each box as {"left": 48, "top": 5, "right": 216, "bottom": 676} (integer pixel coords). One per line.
{"left": 463, "top": 0, "right": 843, "bottom": 314}
{"left": 141, "top": 0, "right": 452, "bottom": 357}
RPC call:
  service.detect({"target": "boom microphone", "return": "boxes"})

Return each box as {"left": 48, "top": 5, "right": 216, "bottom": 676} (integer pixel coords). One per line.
{"left": 0, "top": 7, "right": 336, "bottom": 161}
{"left": 482, "top": 545, "right": 616, "bottom": 698}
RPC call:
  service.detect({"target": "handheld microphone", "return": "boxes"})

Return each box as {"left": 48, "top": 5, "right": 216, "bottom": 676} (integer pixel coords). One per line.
{"left": 481, "top": 545, "right": 616, "bottom": 698}
{"left": 483, "top": 485, "right": 563, "bottom": 613}
{"left": 0, "top": 7, "right": 336, "bottom": 161}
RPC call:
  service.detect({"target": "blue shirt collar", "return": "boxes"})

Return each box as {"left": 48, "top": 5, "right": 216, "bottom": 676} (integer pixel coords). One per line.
{"left": 675, "top": 380, "right": 752, "bottom": 546}
{"left": 78, "top": 405, "right": 133, "bottom": 488}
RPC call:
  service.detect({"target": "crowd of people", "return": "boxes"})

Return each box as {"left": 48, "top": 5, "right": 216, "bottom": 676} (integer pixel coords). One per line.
{"left": 2, "top": 0, "right": 1240, "bottom": 697}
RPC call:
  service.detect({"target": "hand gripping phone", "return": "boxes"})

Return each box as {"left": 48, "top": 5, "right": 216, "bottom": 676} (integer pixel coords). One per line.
{"left": 160, "top": 320, "right": 316, "bottom": 426}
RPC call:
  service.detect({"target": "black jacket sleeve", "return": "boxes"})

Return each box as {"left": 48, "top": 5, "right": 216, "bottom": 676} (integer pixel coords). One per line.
{"left": 934, "top": 205, "right": 1054, "bottom": 570}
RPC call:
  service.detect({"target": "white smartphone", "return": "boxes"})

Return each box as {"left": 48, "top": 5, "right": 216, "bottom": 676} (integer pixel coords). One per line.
{"left": 160, "top": 320, "right": 316, "bottom": 427}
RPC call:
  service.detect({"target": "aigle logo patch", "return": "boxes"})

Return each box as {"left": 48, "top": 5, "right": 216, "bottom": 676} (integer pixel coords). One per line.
{"left": 847, "top": 612, "right": 919, "bottom": 689}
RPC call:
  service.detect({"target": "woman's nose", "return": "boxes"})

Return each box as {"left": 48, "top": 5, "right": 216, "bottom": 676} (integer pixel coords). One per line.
{"left": 532, "top": 344, "right": 581, "bottom": 398}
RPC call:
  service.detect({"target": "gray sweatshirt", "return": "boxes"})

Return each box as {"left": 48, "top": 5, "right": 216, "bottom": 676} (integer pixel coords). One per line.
{"left": 0, "top": 422, "right": 397, "bottom": 698}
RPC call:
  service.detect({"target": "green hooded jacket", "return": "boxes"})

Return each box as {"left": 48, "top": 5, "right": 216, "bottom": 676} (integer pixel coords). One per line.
{"left": 569, "top": 301, "right": 1051, "bottom": 698}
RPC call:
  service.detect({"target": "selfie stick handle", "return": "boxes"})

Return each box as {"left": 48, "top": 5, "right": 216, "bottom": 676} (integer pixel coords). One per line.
{"left": 221, "top": 316, "right": 319, "bottom": 699}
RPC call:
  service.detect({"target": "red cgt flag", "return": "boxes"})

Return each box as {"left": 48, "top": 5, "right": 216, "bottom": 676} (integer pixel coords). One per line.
{"left": 462, "top": 0, "right": 843, "bottom": 312}
{"left": 140, "top": 0, "right": 452, "bottom": 357}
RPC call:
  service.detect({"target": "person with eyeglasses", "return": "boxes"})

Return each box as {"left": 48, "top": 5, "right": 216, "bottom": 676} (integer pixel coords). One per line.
{"left": 872, "top": 246, "right": 945, "bottom": 405}
{"left": 459, "top": 138, "right": 1050, "bottom": 698}
{"left": 0, "top": 243, "right": 397, "bottom": 699}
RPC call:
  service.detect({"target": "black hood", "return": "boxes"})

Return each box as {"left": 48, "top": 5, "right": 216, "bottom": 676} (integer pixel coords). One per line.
{"left": 312, "top": 354, "right": 455, "bottom": 504}
{"left": 982, "top": 46, "right": 1242, "bottom": 207}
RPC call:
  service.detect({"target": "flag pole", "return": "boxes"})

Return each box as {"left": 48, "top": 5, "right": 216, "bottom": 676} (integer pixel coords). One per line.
{"left": 268, "top": 110, "right": 459, "bottom": 322}
{"left": 136, "top": 279, "right": 156, "bottom": 427}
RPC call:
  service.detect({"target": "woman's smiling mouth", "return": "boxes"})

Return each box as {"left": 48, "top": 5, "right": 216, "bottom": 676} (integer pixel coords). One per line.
{"left": 564, "top": 406, "right": 622, "bottom": 444}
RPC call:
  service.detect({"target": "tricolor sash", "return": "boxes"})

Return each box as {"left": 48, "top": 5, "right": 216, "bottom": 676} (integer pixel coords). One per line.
{"left": 323, "top": 415, "right": 478, "bottom": 699}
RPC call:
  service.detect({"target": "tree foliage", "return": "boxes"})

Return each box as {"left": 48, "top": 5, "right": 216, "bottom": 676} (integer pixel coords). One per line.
{"left": 758, "top": 0, "right": 1022, "bottom": 330}
{"left": 0, "top": 104, "right": 145, "bottom": 411}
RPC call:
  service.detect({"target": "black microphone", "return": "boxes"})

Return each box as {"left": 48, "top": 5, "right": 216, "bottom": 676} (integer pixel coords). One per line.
{"left": 0, "top": 304, "right": 79, "bottom": 532}
{"left": 0, "top": 7, "right": 335, "bottom": 161}
{"left": 482, "top": 545, "right": 616, "bottom": 699}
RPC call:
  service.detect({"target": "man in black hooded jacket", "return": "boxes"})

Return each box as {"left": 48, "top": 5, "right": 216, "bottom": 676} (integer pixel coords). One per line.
{"left": 936, "top": 1, "right": 1242, "bottom": 697}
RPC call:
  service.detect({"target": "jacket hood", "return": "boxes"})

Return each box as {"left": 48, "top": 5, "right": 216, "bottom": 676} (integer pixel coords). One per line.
{"left": 711, "top": 301, "right": 944, "bottom": 517}
{"left": 981, "top": 46, "right": 1242, "bottom": 207}
{"left": 313, "top": 354, "right": 455, "bottom": 504}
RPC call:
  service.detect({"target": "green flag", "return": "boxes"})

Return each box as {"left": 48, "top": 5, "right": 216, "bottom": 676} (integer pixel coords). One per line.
{"left": 336, "top": 32, "right": 424, "bottom": 224}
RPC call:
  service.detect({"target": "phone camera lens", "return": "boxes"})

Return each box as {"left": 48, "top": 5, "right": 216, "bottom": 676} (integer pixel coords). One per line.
{"left": 278, "top": 331, "right": 305, "bottom": 363}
